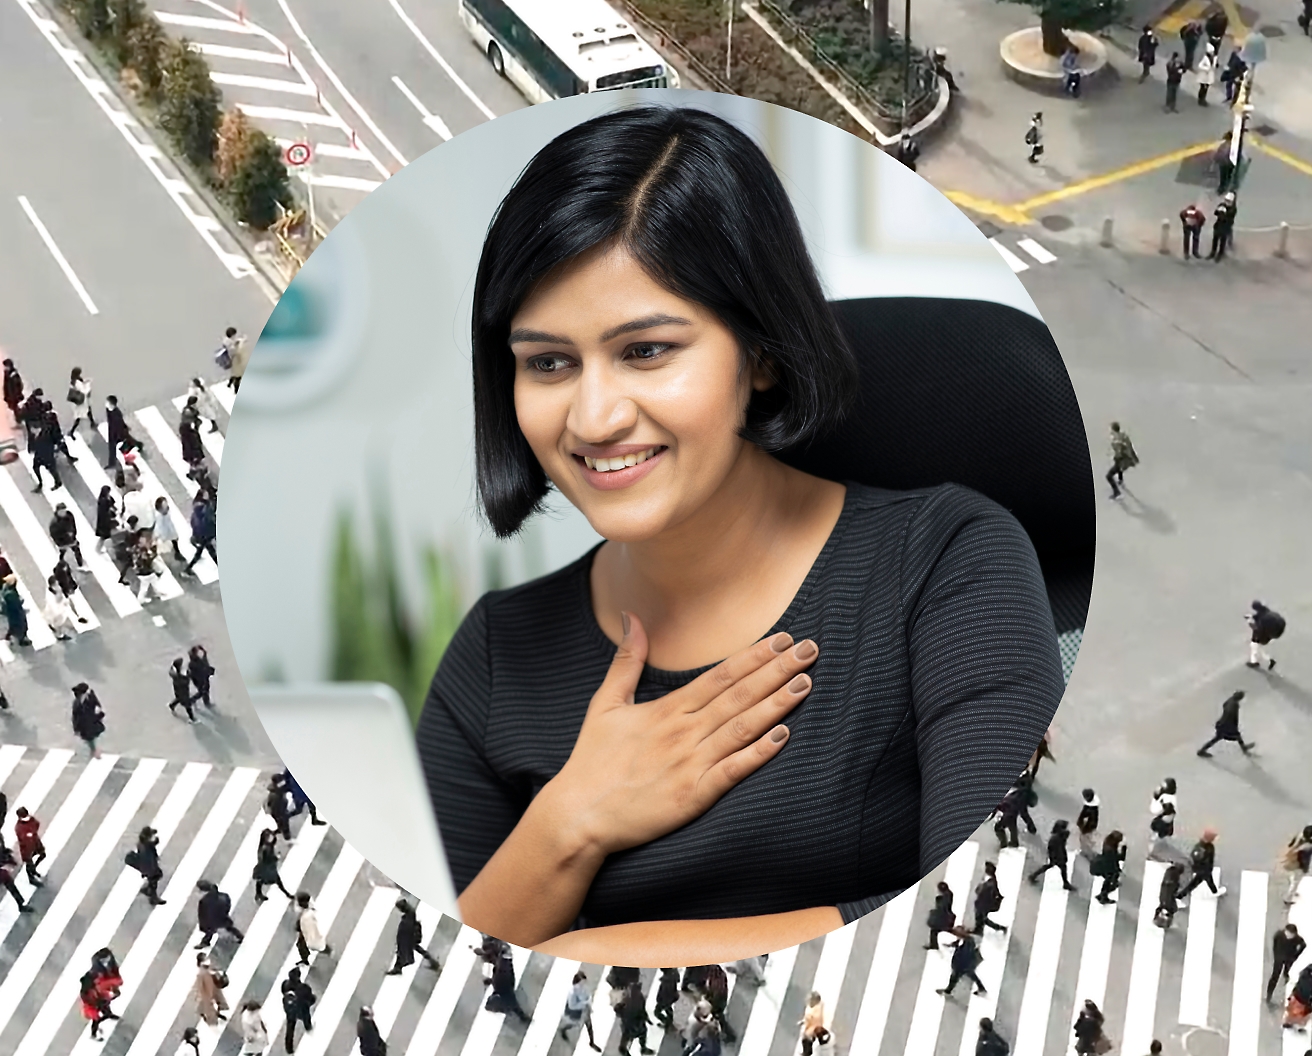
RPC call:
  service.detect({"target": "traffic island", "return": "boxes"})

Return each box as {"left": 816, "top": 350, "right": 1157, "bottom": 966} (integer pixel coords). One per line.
{"left": 1001, "top": 28, "right": 1109, "bottom": 92}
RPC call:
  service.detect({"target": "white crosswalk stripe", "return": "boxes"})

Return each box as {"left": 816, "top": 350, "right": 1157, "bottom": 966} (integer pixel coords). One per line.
{"left": 988, "top": 233, "right": 1061, "bottom": 272}
{"left": 0, "top": 752, "right": 1309, "bottom": 1056}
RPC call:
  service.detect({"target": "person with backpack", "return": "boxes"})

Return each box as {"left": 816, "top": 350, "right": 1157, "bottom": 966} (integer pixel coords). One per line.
{"left": 1197, "top": 690, "right": 1254, "bottom": 757}
{"left": 1155, "top": 862, "right": 1184, "bottom": 929}
{"left": 1029, "top": 819, "right": 1077, "bottom": 889}
{"left": 1091, "top": 830, "right": 1127, "bottom": 904}
{"left": 127, "top": 826, "right": 166, "bottom": 905}
{"left": 14, "top": 807, "right": 46, "bottom": 885}
{"left": 281, "top": 966, "right": 316, "bottom": 1053}
{"left": 1247, "top": 600, "right": 1285, "bottom": 670}
{"left": 926, "top": 880, "right": 956, "bottom": 949}
{"left": 1280, "top": 825, "right": 1312, "bottom": 904}
{"left": 195, "top": 878, "right": 244, "bottom": 948}
{"left": 1268, "top": 924, "right": 1307, "bottom": 1003}
{"left": 973, "top": 861, "right": 1007, "bottom": 934}
{"left": 977, "top": 1018, "right": 1010, "bottom": 1056}
{"left": 936, "top": 927, "right": 987, "bottom": 997}
{"left": 1179, "top": 828, "right": 1226, "bottom": 899}
{"left": 1025, "top": 112, "right": 1044, "bottom": 163}
{"left": 1107, "top": 423, "right": 1139, "bottom": 499}
{"left": 560, "top": 970, "right": 603, "bottom": 1050}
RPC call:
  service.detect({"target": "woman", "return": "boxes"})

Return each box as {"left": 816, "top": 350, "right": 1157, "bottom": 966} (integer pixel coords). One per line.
{"left": 133, "top": 529, "right": 164, "bottom": 604}
{"left": 684, "top": 1018, "right": 722, "bottom": 1056}
{"left": 188, "top": 378, "right": 223, "bottom": 433}
{"left": 418, "top": 104, "right": 1062, "bottom": 964}
{"left": 71, "top": 683, "right": 105, "bottom": 758}
{"left": 189, "top": 645, "right": 216, "bottom": 708}
{"left": 239, "top": 999, "right": 269, "bottom": 1055}
{"left": 67, "top": 367, "right": 94, "bottom": 436}
{"left": 1284, "top": 963, "right": 1312, "bottom": 1030}
{"left": 94, "top": 485, "right": 117, "bottom": 554}
{"left": 179, "top": 409, "right": 205, "bottom": 479}
{"left": 799, "top": 991, "right": 831, "bottom": 1056}
{"left": 294, "top": 890, "right": 333, "bottom": 965}
{"left": 193, "top": 952, "right": 228, "bottom": 1026}
{"left": 252, "top": 829, "right": 293, "bottom": 903}
{"left": 618, "top": 979, "right": 654, "bottom": 1056}
{"left": 131, "top": 826, "right": 166, "bottom": 905}
{"left": 1093, "top": 830, "right": 1127, "bottom": 904}
{"left": 1148, "top": 778, "right": 1178, "bottom": 860}
{"left": 1282, "top": 825, "right": 1312, "bottom": 905}
{"left": 44, "top": 574, "right": 76, "bottom": 642}
{"left": 560, "top": 970, "right": 602, "bottom": 1050}
{"left": 357, "top": 1006, "right": 387, "bottom": 1056}
{"left": 82, "top": 949, "right": 123, "bottom": 1040}
{"left": 1196, "top": 44, "right": 1217, "bottom": 104}
{"left": 154, "top": 497, "right": 183, "bottom": 563}
{"left": 0, "top": 575, "right": 28, "bottom": 647}
{"left": 1156, "top": 862, "right": 1184, "bottom": 930}
{"left": 1073, "top": 1000, "right": 1108, "bottom": 1054}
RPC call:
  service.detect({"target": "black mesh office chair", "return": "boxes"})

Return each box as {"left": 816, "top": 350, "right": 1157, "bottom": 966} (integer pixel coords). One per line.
{"left": 779, "top": 298, "right": 1094, "bottom": 673}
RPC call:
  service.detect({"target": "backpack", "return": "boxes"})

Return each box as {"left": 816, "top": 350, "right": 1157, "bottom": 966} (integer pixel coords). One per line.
{"left": 1190, "top": 843, "right": 1208, "bottom": 868}
{"left": 124, "top": 848, "right": 142, "bottom": 872}
{"left": 1266, "top": 611, "right": 1286, "bottom": 639}
{"left": 1089, "top": 855, "right": 1108, "bottom": 877}
{"left": 214, "top": 345, "right": 233, "bottom": 370}
{"left": 67, "top": 385, "right": 85, "bottom": 406}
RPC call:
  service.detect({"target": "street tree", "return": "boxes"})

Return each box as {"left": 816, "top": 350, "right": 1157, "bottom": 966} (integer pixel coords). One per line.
{"left": 215, "top": 108, "right": 257, "bottom": 186}
{"left": 124, "top": 16, "right": 168, "bottom": 100}
{"left": 998, "top": 0, "right": 1124, "bottom": 54}
{"left": 228, "top": 130, "right": 293, "bottom": 229}
{"left": 158, "top": 37, "right": 221, "bottom": 168}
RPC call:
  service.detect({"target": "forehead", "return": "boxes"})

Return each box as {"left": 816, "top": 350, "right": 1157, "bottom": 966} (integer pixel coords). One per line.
{"left": 513, "top": 245, "right": 694, "bottom": 323}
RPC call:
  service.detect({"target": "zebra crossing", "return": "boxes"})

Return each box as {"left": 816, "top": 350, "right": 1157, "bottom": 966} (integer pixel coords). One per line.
{"left": 987, "top": 234, "right": 1061, "bottom": 274}
{"left": 1, "top": 745, "right": 1309, "bottom": 1055}
{"left": 0, "top": 382, "right": 230, "bottom": 664}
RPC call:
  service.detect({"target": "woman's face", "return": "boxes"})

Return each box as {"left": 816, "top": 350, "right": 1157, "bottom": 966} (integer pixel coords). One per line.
{"left": 509, "top": 245, "right": 770, "bottom": 543}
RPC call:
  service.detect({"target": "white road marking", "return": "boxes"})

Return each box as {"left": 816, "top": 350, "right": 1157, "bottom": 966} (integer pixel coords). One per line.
{"left": 457, "top": 944, "right": 532, "bottom": 1056}
{"left": 392, "top": 75, "right": 453, "bottom": 139}
{"left": 518, "top": 957, "right": 582, "bottom": 1056}
{"left": 1017, "top": 237, "right": 1058, "bottom": 263}
{"left": 956, "top": 848, "right": 1027, "bottom": 1056}
{"left": 740, "top": 944, "right": 801, "bottom": 1056}
{"left": 1121, "top": 861, "right": 1169, "bottom": 1056}
{"left": 404, "top": 926, "right": 482, "bottom": 1056}
{"left": 1179, "top": 869, "right": 1221, "bottom": 1026}
{"left": 1231, "top": 872, "right": 1267, "bottom": 1056}
{"left": 191, "top": 41, "right": 291, "bottom": 64}
{"left": 210, "top": 70, "right": 318, "bottom": 94}
{"left": 352, "top": 902, "right": 447, "bottom": 1055}
{"left": 385, "top": 0, "right": 497, "bottom": 119}
{"left": 133, "top": 405, "right": 200, "bottom": 500}
{"left": 16, "top": 196, "right": 99, "bottom": 314}
{"left": 298, "top": 172, "right": 384, "bottom": 191}
{"left": 1066, "top": 888, "right": 1118, "bottom": 1056}
{"left": 234, "top": 102, "right": 348, "bottom": 128}
{"left": 275, "top": 138, "right": 370, "bottom": 160}
{"left": 210, "top": 382, "right": 236, "bottom": 415}
{"left": 849, "top": 881, "right": 919, "bottom": 1056}
{"left": 154, "top": 10, "right": 261, "bottom": 33}
{"left": 1014, "top": 865, "right": 1072, "bottom": 1056}
{"left": 803, "top": 921, "right": 857, "bottom": 1052}
{"left": 990, "top": 237, "right": 1030, "bottom": 273}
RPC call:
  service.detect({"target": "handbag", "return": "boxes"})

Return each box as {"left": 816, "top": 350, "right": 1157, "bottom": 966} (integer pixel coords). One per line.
{"left": 214, "top": 345, "right": 233, "bottom": 370}
{"left": 214, "top": 970, "right": 229, "bottom": 989}
{"left": 67, "top": 386, "right": 85, "bottom": 405}
{"left": 1093, "top": 1034, "right": 1113, "bottom": 1054}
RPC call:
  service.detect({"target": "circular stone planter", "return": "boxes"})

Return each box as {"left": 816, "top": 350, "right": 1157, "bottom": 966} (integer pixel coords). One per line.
{"left": 1000, "top": 28, "right": 1109, "bottom": 93}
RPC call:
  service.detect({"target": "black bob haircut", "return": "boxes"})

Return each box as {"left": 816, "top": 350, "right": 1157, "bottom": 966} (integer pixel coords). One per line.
{"left": 471, "top": 104, "right": 859, "bottom": 538}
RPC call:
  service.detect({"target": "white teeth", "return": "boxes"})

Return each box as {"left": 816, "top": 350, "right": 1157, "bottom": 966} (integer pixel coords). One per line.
{"left": 584, "top": 447, "right": 658, "bottom": 472}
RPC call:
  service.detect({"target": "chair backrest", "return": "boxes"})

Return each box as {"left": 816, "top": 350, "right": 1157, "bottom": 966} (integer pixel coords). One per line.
{"left": 778, "top": 297, "right": 1094, "bottom": 635}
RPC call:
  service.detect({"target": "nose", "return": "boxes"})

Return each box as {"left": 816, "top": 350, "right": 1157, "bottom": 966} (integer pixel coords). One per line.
{"left": 566, "top": 359, "right": 638, "bottom": 444}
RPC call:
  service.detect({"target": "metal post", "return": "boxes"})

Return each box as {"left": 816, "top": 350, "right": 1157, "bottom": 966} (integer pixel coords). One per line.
{"left": 1159, "top": 219, "right": 1171, "bottom": 254}
{"left": 1100, "top": 217, "right": 1114, "bottom": 247}
{"left": 726, "top": 0, "right": 734, "bottom": 82}
{"left": 903, "top": 0, "right": 912, "bottom": 105}
{"left": 1276, "top": 221, "right": 1290, "bottom": 258}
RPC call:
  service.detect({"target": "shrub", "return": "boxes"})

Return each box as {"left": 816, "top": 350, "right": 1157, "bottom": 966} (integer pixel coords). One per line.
{"left": 227, "top": 130, "right": 293, "bottom": 229}
{"left": 158, "top": 37, "right": 221, "bottom": 167}
{"left": 215, "top": 108, "right": 257, "bottom": 185}
{"left": 123, "top": 15, "right": 168, "bottom": 99}
{"left": 107, "top": 0, "right": 147, "bottom": 66}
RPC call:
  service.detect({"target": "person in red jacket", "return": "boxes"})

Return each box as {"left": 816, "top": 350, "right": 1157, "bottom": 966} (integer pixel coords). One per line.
{"left": 81, "top": 949, "right": 123, "bottom": 1040}
{"left": 14, "top": 807, "right": 46, "bottom": 885}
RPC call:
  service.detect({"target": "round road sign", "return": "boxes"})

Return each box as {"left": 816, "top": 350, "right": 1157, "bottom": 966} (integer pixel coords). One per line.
{"left": 284, "top": 142, "right": 313, "bottom": 167}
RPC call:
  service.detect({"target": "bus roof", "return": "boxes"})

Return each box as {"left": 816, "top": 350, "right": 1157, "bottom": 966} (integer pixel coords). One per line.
{"left": 508, "top": 0, "right": 667, "bottom": 78}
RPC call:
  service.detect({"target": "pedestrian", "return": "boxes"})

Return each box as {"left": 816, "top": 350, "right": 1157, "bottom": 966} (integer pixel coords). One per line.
{"left": 2, "top": 359, "right": 23, "bottom": 424}
{"left": 977, "top": 1017, "right": 1010, "bottom": 1056}
{"left": 44, "top": 575, "right": 77, "bottom": 642}
{"left": 703, "top": 962, "right": 736, "bottom": 1043}
{"left": 937, "top": 927, "right": 987, "bottom": 997}
{"left": 1180, "top": 827, "right": 1227, "bottom": 898}
{"left": 1061, "top": 46, "right": 1082, "bottom": 96}
{"left": 1195, "top": 44, "right": 1217, "bottom": 104}
{"left": 1214, "top": 132, "right": 1237, "bottom": 195}
{"left": 932, "top": 47, "right": 959, "bottom": 92}
{"left": 127, "top": 825, "right": 166, "bottom": 905}
{"left": 1268, "top": 924, "right": 1307, "bottom": 1003}
{"left": 973, "top": 861, "right": 1008, "bottom": 934}
{"left": 1155, "top": 862, "right": 1184, "bottom": 929}
{"left": 67, "top": 367, "right": 94, "bottom": 436}
{"left": 252, "top": 828, "right": 294, "bottom": 902}
{"left": 684, "top": 1000, "right": 715, "bottom": 1052}
{"left": 1148, "top": 778, "right": 1177, "bottom": 850}
{"left": 169, "top": 659, "right": 197, "bottom": 723}
{"left": 609, "top": 966, "right": 642, "bottom": 1008}
{"left": 103, "top": 396, "right": 142, "bottom": 469}
{"left": 1015, "top": 768, "right": 1038, "bottom": 834}
{"left": 0, "top": 848, "right": 34, "bottom": 913}
{"left": 1076, "top": 788, "right": 1100, "bottom": 860}
{"left": 14, "top": 807, "right": 46, "bottom": 885}
{"left": 281, "top": 768, "right": 325, "bottom": 826}
{"left": 281, "top": 966, "right": 316, "bottom": 1053}
{"left": 473, "top": 934, "right": 507, "bottom": 984}
{"left": 149, "top": 497, "right": 183, "bottom": 564}
{"left": 80, "top": 967, "right": 118, "bottom": 1040}
{"left": 188, "top": 645, "right": 217, "bottom": 708}
{"left": 1221, "top": 49, "right": 1246, "bottom": 102}
{"left": 1137, "top": 26, "right": 1159, "bottom": 81}
{"left": 1, "top": 575, "right": 30, "bottom": 648}
{"left": 728, "top": 956, "right": 768, "bottom": 985}
{"left": 183, "top": 494, "right": 217, "bottom": 575}
{"left": 49, "top": 503, "right": 86, "bottom": 569}
{"left": 71, "top": 683, "right": 105, "bottom": 758}
{"left": 894, "top": 131, "right": 920, "bottom": 171}
{"left": 294, "top": 890, "right": 333, "bottom": 965}
{"left": 799, "top": 990, "right": 832, "bottom": 1054}
{"left": 654, "top": 967, "right": 680, "bottom": 1029}
{"left": 193, "top": 952, "right": 229, "bottom": 1027}
{"left": 1029, "top": 819, "right": 1077, "bottom": 889}
{"left": 266, "top": 774, "right": 293, "bottom": 841}
{"left": 20, "top": 389, "right": 49, "bottom": 446}
{"left": 1283, "top": 964, "right": 1312, "bottom": 1029}
{"left": 993, "top": 784, "right": 1023, "bottom": 848}
{"left": 1180, "top": 202, "right": 1206, "bottom": 257}
{"left": 357, "top": 1006, "right": 387, "bottom": 1056}
{"left": 52, "top": 555, "right": 84, "bottom": 616}
{"left": 44, "top": 408, "right": 76, "bottom": 465}
{"left": 1026, "top": 112, "right": 1044, "bottom": 163}
{"left": 1181, "top": 19, "right": 1203, "bottom": 68}
{"left": 1072, "top": 1000, "right": 1108, "bottom": 1055}
{"left": 560, "top": 970, "right": 603, "bottom": 1050}
{"left": 387, "top": 897, "right": 441, "bottom": 974}
{"left": 240, "top": 999, "right": 269, "bottom": 1055}
{"left": 1148, "top": 792, "right": 1177, "bottom": 862}
{"left": 179, "top": 409, "right": 205, "bottom": 480}
{"left": 221, "top": 328, "right": 250, "bottom": 392}
{"left": 926, "top": 880, "right": 956, "bottom": 949}
{"left": 618, "top": 980, "right": 656, "bottom": 1055}
{"left": 29, "top": 415, "right": 63, "bottom": 493}
{"left": 120, "top": 450, "right": 144, "bottom": 493}
{"left": 1205, "top": 9, "right": 1228, "bottom": 53}
{"left": 1091, "top": 830, "right": 1127, "bottom": 904}
{"left": 1247, "top": 599, "right": 1285, "bottom": 670}
{"left": 1198, "top": 690, "right": 1253, "bottom": 756}
{"left": 1106, "top": 423, "right": 1139, "bottom": 499}
{"left": 1026, "top": 726, "right": 1054, "bottom": 780}
{"left": 195, "top": 878, "right": 244, "bottom": 947}
{"left": 93, "top": 485, "right": 117, "bottom": 555}
{"left": 1164, "top": 52, "right": 1185, "bottom": 109}
{"left": 685, "top": 1020, "right": 723, "bottom": 1056}
{"left": 1280, "top": 825, "right": 1312, "bottom": 904}
{"left": 181, "top": 1026, "right": 201, "bottom": 1056}
{"left": 109, "top": 518, "right": 138, "bottom": 587}
{"left": 1301, "top": 0, "right": 1312, "bottom": 34}
{"left": 132, "top": 530, "right": 164, "bottom": 604}
{"left": 188, "top": 377, "right": 223, "bottom": 433}
{"left": 487, "top": 947, "right": 530, "bottom": 1021}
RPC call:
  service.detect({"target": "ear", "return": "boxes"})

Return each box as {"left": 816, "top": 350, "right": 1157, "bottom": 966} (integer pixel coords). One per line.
{"left": 750, "top": 352, "right": 778, "bottom": 393}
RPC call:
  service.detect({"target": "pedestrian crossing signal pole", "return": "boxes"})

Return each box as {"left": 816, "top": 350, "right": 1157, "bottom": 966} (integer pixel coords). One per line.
{"left": 1231, "top": 33, "right": 1266, "bottom": 198}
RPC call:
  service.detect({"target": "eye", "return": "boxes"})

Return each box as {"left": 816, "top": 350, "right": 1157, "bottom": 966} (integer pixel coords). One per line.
{"left": 626, "top": 343, "right": 671, "bottom": 362}
{"left": 526, "top": 354, "right": 574, "bottom": 374}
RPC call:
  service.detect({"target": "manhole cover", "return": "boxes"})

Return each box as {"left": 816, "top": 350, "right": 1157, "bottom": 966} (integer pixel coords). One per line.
{"left": 1252, "top": 122, "right": 1278, "bottom": 136}
{"left": 976, "top": 220, "right": 1002, "bottom": 238}
{"left": 1040, "top": 214, "right": 1073, "bottom": 231}
{"left": 1259, "top": 23, "right": 1284, "bottom": 35}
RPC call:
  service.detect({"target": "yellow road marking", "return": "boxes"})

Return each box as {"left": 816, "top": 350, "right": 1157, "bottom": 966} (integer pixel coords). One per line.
{"left": 941, "top": 191, "right": 1032, "bottom": 226}
{"left": 1218, "top": 0, "right": 1248, "bottom": 39}
{"left": 1250, "top": 136, "right": 1312, "bottom": 178}
{"left": 1157, "top": 0, "right": 1206, "bottom": 36}
{"left": 1012, "top": 141, "right": 1218, "bottom": 213}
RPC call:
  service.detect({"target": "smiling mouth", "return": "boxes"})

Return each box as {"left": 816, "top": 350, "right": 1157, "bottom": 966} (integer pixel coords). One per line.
{"left": 579, "top": 447, "right": 665, "bottom": 472}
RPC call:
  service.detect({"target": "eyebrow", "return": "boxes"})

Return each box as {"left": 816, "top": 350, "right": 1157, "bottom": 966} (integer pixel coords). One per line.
{"left": 508, "top": 313, "right": 693, "bottom": 347}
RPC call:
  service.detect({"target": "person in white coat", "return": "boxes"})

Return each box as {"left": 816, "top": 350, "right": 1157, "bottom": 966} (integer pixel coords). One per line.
{"left": 187, "top": 378, "right": 223, "bottom": 433}
{"left": 294, "top": 891, "right": 333, "bottom": 965}
{"left": 66, "top": 368, "right": 94, "bottom": 437}
{"left": 43, "top": 574, "right": 76, "bottom": 641}
{"left": 1196, "top": 44, "right": 1217, "bottom": 104}
{"left": 153, "top": 497, "right": 183, "bottom": 563}
{"left": 239, "top": 999, "right": 268, "bottom": 1054}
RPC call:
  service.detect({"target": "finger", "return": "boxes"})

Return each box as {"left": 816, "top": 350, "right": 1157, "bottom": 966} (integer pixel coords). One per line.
{"left": 698, "top": 639, "right": 819, "bottom": 732}
{"left": 592, "top": 610, "right": 649, "bottom": 710}
{"left": 674, "top": 631, "right": 797, "bottom": 715}
{"left": 701, "top": 671, "right": 812, "bottom": 762}
{"left": 698, "top": 723, "right": 792, "bottom": 802}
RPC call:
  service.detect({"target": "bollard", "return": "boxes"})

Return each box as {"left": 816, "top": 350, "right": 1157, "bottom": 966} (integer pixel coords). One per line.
{"left": 1100, "top": 217, "right": 1114, "bottom": 248}
{"left": 1159, "top": 219, "right": 1171, "bottom": 254}
{"left": 1276, "top": 221, "right": 1290, "bottom": 258}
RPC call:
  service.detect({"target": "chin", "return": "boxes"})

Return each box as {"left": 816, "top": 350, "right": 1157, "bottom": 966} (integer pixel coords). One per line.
{"left": 580, "top": 508, "right": 670, "bottom": 544}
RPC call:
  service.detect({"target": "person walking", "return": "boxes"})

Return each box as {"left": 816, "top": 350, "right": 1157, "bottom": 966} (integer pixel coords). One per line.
{"left": 195, "top": 878, "right": 244, "bottom": 948}
{"left": 1247, "top": 599, "right": 1285, "bottom": 670}
{"left": 29, "top": 415, "right": 63, "bottom": 493}
{"left": 1027, "top": 727, "right": 1054, "bottom": 780}
{"left": 67, "top": 367, "right": 94, "bottom": 436}
{"left": 1030, "top": 819, "right": 1078, "bottom": 889}
{"left": 684, "top": 1000, "right": 715, "bottom": 1052}
{"left": 386, "top": 897, "right": 441, "bottom": 974}
{"left": 168, "top": 659, "right": 197, "bottom": 723}
{"left": 72, "top": 683, "right": 105, "bottom": 758}
{"left": 1205, "top": 9, "right": 1229, "bottom": 53}
{"left": 44, "top": 575, "right": 77, "bottom": 642}
{"left": 1148, "top": 778, "right": 1178, "bottom": 859}
{"left": 1, "top": 575, "right": 30, "bottom": 648}
{"left": 1209, "top": 192, "right": 1238, "bottom": 261}
{"left": 1180, "top": 202, "right": 1206, "bottom": 257}
{"left": 926, "top": 880, "right": 957, "bottom": 949}
{"left": 937, "top": 927, "right": 987, "bottom": 997}
{"left": 1283, "top": 963, "right": 1312, "bottom": 1029}
{"left": 43, "top": 408, "right": 76, "bottom": 466}
{"left": 1280, "top": 825, "right": 1312, "bottom": 904}
{"left": 1164, "top": 52, "right": 1185, "bottom": 110}
{"left": 193, "top": 952, "right": 229, "bottom": 1027}
{"left": 1091, "top": 830, "right": 1127, "bottom": 904}
{"left": 20, "top": 389, "right": 49, "bottom": 447}
{"left": 187, "top": 378, "right": 223, "bottom": 433}
{"left": 153, "top": 497, "right": 184, "bottom": 564}
{"left": 281, "top": 769, "right": 326, "bottom": 827}
{"left": 240, "top": 999, "right": 269, "bottom": 1055}
{"left": 93, "top": 485, "right": 117, "bottom": 555}
{"left": 1015, "top": 768, "right": 1039, "bottom": 834}
{"left": 2, "top": 359, "right": 24, "bottom": 424}
{"left": 183, "top": 494, "right": 217, "bottom": 575}
{"left": 1107, "top": 423, "right": 1139, "bottom": 499}
{"left": 654, "top": 967, "right": 680, "bottom": 1030}
{"left": 49, "top": 503, "right": 87, "bottom": 570}
{"left": 1268, "top": 924, "right": 1307, "bottom": 1003}
{"left": 1301, "top": 0, "right": 1311, "bottom": 34}
{"left": 14, "top": 807, "right": 46, "bottom": 885}
{"left": 52, "top": 555, "right": 85, "bottom": 621}
{"left": 1137, "top": 26, "right": 1159, "bottom": 80}
{"left": 186, "top": 645, "right": 216, "bottom": 709}
{"left": 703, "top": 962, "right": 736, "bottom": 1043}
{"left": 1072, "top": 1000, "right": 1108, "bottom": 1055}
{"left": 221, "top": 328, "right": 250, "bottom": 392}
{"left": 266, "top": 774, "right": 293, "bottom": 842}
{"left": 103, "top": 396, "right": 142, "bottom": 469}
{"left": 560, "top": 970, "right": 603, "bottom": 1050}
{"left": 132, "top": 530, "right": 164, "bottom": 604}
{"left": 0, "top": 848, "right": 34, "bottom": 913}
{"left": 294, "top": 890, "right": 333, "bottom": 965}
{"left": 799, "top": 991, "right": 831, "bottom": 1055}
{"left": 179, "top": 409, "right": 205, "bottom": 482}
{"left": 973, "top": 861, "right": 1008, "bottom": 934}
{"left": 1026, "top": 113, "right": 1044, "bottom": 163}
{"left": 127, "top": 826, "right": 166, "bottom": 905}
{"left": 1156, "top": 862, "right": 1184, "bottom": 929}
{"left": 618, "top": 980, "right": 656, "bottom": 1056}
{"left": 253, "top": 829, "right": 294, "bottom": 903}
{"left": 993, "top": 784, "right": 1023, "bottom": 849}
{"left": 932, "top": 47, "right": 959, "bottom": 91}
{"left": 1198, "top": 690, "right": 1254, "bottom": 756}
{"left": 1221, "top": 49, "right": 1247, "bottom": 103}
{"left": 1076, "top": 788, "right": 1101, "bottom": 860}
{"left": 894, "top": 132, "right": 921, "bottom": 172}
{"left": 1195, "top": 44, "right": 1217, "bottom": 104}
{"left": 1180, "top": 828, "right": 1227, "bottom": 898}
{"left": 357, "top": 1006, "right": 387, "bottom": 1056}
{"left": 81, "top": 966, "right": 120, "bottom": 1040}
{"left": 487, "top": 946, "right": 530, "bottom": 1021}
{"left": 281, "top": 966, "right": 316, "bottom": 1053}
{"left": 977, "top": 1018, "right": 1010, "bottom": 1056}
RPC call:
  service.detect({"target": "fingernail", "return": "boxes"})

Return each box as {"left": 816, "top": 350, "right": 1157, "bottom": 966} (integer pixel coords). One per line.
{"left": 770, "top": 726, "right": 789, "bottom": 743}
{"left": 794, "top": 640, "right": 817, "bottom": 660}
{"left": 621, "top": 612, "right": 631, "bottom": 638}
{"left": 788, "top": 674, "right": 810, "bottom": 694}
{"left": 769, "top": 632, "right": 793, "bottom": 653}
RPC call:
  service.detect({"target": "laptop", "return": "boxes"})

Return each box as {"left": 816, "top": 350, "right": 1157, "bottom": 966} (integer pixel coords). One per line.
{"left": 248, "top": 682, "right": 460, "bottom": 921}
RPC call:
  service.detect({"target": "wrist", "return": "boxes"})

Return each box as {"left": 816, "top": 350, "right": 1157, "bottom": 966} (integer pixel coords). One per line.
{"left": 528, "top": 780, "right": 610, "bottom": 869}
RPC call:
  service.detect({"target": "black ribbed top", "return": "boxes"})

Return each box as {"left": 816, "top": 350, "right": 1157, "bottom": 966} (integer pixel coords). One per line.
{"left": 416, "top": 482, "right": 1063, "bottom": 928}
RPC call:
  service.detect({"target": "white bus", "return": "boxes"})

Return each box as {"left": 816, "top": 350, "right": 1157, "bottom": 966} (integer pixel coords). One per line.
{"left": 458, "top": 0, "right": 680, "bottom": 104}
